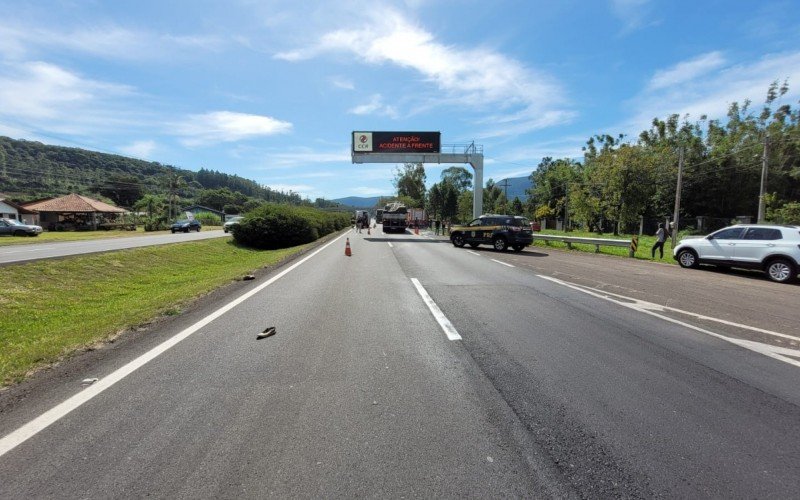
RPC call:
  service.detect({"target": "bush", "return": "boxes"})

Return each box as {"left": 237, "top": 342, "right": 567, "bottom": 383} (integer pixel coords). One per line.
{"left": 233, "top": 204, "right": 350, "bottom": 249}
{"left": 195, "top": 212, "right": 222, "bottom": 226}
{"left": 143, "top": 217, "right": 167, "bottom": 232}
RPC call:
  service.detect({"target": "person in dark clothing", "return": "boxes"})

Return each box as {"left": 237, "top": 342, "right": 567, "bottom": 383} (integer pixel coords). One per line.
{"left": 651, "top": 223, "right": 669, "bottom": 259}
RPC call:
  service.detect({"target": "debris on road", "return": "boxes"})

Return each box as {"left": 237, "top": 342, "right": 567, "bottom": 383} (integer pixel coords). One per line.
{"left": 257, "top": 326, "right": 276, "bottom": 339}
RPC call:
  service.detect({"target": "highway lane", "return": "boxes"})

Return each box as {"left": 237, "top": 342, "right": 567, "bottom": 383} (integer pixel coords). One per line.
{"left": 0, "top": 230, "right": 566, "bottom": 498}
{"left": 0, "top": 230, "right": 230, "bottom": 265}
{"left": 1, "top": 228, "right": 799, "bottom": 497}
{"left": 391, "top": 231, "right": 800, "bottom": 497}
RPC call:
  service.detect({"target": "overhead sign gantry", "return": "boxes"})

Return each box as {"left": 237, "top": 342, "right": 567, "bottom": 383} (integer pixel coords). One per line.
{"left": 351, "top": 131, "right": 485, "bottom": 219}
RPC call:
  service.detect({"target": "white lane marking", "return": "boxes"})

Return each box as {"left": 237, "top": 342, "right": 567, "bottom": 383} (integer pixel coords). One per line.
{"left": 0, "top": 233, "right": 349, "bottom": 459}
{"left": 561, "top": 284, "right": 800, "bottom": 342}
{"left": 387, "top": 242, "right": 393, "bottom": 248}
{"left": 491, "top": 259, "right": 514, "bottom": 268}
{"left": 410, "top": 278, "right": 462, "bottom": 341}
{"left": 537, "top": 274, "right": 800, "bottom": 369}
{"left": 466, "top": 250, "right": 480, "bottom": 256}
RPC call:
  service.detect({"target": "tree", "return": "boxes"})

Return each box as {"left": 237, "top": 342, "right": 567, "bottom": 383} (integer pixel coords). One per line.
{"left": 427, "top": 183, "right": 443, "bottom": 219}
{"left": 96, "top": 174, "right": 142, "bottom": 208}
{"left": 440, "top": 166, "right": 473, "bottom": 192}
{"left": 164, "top": 172, "right": 186, "bottom": 220}
{"left": 482, "top": 178, "right": 504, "bottom": 214}
{"left": 393, "top": 163, "right": 427, "bottom": 206}
{"left": 511, "top": 196, "right": 524, "bottom": 215}
{"left": 133, "top": 194, "right": 166, "bottom": 219}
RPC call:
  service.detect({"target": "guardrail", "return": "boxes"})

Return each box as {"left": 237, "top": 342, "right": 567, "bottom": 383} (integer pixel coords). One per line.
{"left": 532, "top": 234, "right": 636, "bottom": 256}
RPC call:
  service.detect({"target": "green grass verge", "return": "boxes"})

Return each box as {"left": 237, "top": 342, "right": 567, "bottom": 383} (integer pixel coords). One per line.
{"left": 531, "top": 229, "right": 678, "bottom": 263}
{"left": 0, "top": 238, "right": 305, "bottom": 386}
{"left": 0, "top": 226, "right": 224, "bottom": 246}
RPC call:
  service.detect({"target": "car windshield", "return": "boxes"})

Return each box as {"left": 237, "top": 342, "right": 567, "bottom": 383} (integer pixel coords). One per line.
{"left": 174, "top": 220, "right": 189, "bottom": 224}
{"left": 6, "top": 219, "right": 24, "bottom": 226}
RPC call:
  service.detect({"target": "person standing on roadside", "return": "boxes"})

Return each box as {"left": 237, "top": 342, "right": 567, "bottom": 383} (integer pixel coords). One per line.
{"left": 652, "top": 223, "right": 669, "bottom": 259}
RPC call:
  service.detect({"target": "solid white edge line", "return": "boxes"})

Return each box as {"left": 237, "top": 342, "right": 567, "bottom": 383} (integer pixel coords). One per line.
{"left": 388, "top": 242, "right": 393, "bottom": 248}
{"left": 490, "top": 259, "right": 515, "bottom": 268}
{"left": 536, "top": 274, "right": 800, "bottom": 369}
{"left": 410, "top": 278, "right": 462, "bottom": 341}
{"left": 466, "top": 250, "right": 480, "bottom": 256}
{"left": 0, "top": 232, "right": 349, "bottom": 459}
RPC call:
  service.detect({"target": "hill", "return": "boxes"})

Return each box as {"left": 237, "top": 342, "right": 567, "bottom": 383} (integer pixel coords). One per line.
{"left": 495, "top": 176, "right": 533, "bottom": 201}
{"left": 0, "top": 136, "right": 302, "bottom": 206}
{"left": 332, "top": 196, "right": 385, "bottom": 208}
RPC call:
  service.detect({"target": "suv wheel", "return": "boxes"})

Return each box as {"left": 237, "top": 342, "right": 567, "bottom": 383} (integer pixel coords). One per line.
{"left": 765, "top": 258, "right": 797, "bottom": 283}
{"left": 493, "top": 237, "right": 508, "bottom": 251}
{"left": 452, "top": 234, "right": 465, "bottom": 247}
{"left": 677, "top": 249, "right": 699, "bottom": 268}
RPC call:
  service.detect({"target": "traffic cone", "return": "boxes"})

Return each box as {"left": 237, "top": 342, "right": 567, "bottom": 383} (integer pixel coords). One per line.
{"left": 345, "top": 238, "right": 352, "bottom": 256}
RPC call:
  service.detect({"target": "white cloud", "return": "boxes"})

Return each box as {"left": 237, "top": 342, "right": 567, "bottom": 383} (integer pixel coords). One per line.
{"left": 119, "top": 140, "right": 157, "bottom": 159}
{"left": 610, "top": 0, "right": 654, "bottom": 34}
{"left": 648, "top": 51, "right": 726, "bottom": 90}
{"left": 275, "top": 8, "right": 571, "bottom": 135}
{"left": 626, "top": 50, "right": 800, "bottom": 135}
{"left": 174, "top": 111, "right": 292, "bottom": 147}
{"left": 0, "top": 20, "right": 225, "bottom": 61}
{"left": 329, "top": 75, "right": 355, "bottom": 90}
{"left": 348, "top": 94, "right": 398, "bottom": 118}
{"left": 0, "top": 61, "right": 140, "bottom": 137}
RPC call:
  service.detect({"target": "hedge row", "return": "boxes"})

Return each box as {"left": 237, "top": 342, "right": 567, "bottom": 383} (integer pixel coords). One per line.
{"left": 232, "top": 204, "right": 351, "bottom": 249}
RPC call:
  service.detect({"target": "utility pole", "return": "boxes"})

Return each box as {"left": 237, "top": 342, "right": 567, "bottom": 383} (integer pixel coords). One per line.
{"left": 758, "top": 135, "right": 769, "bottom": 223}
{"left": 672, "top": 147, "right": 683, "bottom": 248}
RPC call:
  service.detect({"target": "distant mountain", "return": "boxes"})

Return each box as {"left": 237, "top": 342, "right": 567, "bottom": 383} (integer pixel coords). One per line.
{"left": 332, "top": 196, "right": 384, "bottom": 208}
{"left": 495, "top": 176, "right": 533, "bottom": 201}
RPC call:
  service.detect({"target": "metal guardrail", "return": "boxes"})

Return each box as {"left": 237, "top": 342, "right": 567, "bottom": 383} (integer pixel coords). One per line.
{"left": 532, "top": 234, "right": 633, "bottom": 255}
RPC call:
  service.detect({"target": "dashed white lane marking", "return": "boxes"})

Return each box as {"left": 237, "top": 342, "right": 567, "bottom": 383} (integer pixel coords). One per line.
{"left": 491, "top": 259, "right": 515, "bottom": 268}
{"left": 537, "top": 274, "right": 800, "bottom": 368}
{"left": 411, "top": 278, "right": 462, "bottom": 341}
{"left": 466, "top": 250, "right": 480, "bottom": 256}
{"left": 0, "top": 233, "right": 349, "bottom": 459}
{"left": 387, "top": 242, "right": 393, "bottom": 248}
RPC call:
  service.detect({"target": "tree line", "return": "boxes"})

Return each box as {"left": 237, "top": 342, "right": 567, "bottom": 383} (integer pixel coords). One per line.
{"left": 0, "top": 136, "right": 344, "bottom": 223}
{"left": 391, "top": 82, "right": 800, "bottom": 231}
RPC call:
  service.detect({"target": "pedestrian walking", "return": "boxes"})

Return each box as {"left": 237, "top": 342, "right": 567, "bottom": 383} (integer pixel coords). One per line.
{"left": 651, "top": 223, "right": 669, "bottom": 259}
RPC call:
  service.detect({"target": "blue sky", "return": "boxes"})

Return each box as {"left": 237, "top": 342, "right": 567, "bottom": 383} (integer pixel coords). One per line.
{"left": 1, "top": 0, "right": 799, "bottom": 200}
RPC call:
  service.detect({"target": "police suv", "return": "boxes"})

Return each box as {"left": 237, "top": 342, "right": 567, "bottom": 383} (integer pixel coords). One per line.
{"left": 449, "top": 215, "right": 533, "bottom": 251}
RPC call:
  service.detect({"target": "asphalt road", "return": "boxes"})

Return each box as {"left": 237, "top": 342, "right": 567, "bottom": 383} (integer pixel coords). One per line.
{"left": 1, "top": 228, "right": 799, "bottom": 498}
{"left": 0, "top": 230, "right": 230, "bottom": 264}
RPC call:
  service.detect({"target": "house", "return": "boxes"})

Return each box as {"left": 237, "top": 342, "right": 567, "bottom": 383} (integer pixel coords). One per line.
{"left": 0, "top": 196, "right": 37, "bottom": 224}
{"left": 21, "top": 193, "right": 127, "bottom": 230}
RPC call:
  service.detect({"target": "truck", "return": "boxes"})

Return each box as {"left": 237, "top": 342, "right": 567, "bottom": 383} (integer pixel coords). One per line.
{"left": 381, "top": 202, "right": 407, "bottom": 233}
{"left": 376, "top": 209, "right": 384, "bottom": 224}
{"left": 406, "top": 208, "right": 427, "bottom": 228}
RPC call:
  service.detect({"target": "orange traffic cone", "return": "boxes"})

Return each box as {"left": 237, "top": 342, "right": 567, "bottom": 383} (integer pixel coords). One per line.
{"left": 345, "top": 238, "right": 352, "bottom": 256}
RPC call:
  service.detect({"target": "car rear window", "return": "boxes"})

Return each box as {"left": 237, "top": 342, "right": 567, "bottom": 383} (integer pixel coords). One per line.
{"left": 743, "top": 228, "right": 782, "bottom": 240}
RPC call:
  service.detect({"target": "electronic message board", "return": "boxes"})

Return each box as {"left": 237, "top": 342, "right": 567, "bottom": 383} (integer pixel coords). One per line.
{"left": 353, "top": 131, "right": 441, "bottom": 154}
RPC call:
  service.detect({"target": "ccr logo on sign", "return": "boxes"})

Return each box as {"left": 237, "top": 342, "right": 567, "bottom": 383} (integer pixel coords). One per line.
{"left": 353, "top": 132, "right": 373, "bottom": 152}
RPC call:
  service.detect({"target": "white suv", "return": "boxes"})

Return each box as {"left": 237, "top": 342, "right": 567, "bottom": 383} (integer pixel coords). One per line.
{"left": 673, "top": 224, "right": 800, "bottom": 283}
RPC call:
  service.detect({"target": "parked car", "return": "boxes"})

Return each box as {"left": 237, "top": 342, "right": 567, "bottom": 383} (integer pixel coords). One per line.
{"left": 0, "top": 218, "right": 43, "bottom": 236}
{"left": 170, "top": 219, "right": 201, "bottom": 233}
{"left": 223, "top": 216, "right": 243, "bottom": 233}
{"left": 673, "top": 224, "right": 800, "bottom": 283}
{"left": 450, "top": 214, "right": 533, "bottom": 251}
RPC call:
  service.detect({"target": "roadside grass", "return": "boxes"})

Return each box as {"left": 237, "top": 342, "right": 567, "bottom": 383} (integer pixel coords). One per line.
{"left": 531, "top": 229, "right": 677, "bottom": 263}
{"left": 0, "top": 226, "right": 224, "bottom": 247}
{"left": 0, "top": 237, "right": 305, "bottom": 387}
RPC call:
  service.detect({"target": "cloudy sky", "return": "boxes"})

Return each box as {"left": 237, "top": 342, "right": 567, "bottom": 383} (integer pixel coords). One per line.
{"left": 1, "top": 0, "right": 799, "bottom": 200}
